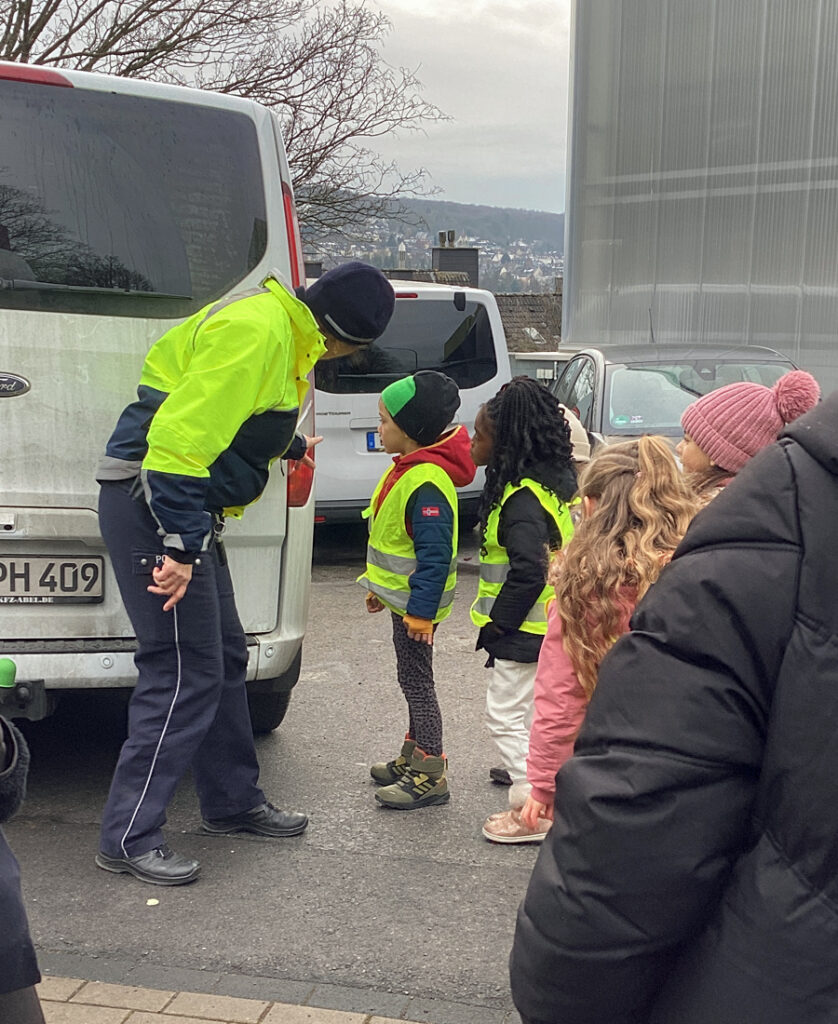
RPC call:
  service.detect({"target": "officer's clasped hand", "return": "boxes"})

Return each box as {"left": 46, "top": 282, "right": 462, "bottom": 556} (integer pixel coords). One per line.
{"left": 148, "top": 556, "right": 193, "bottom": 611}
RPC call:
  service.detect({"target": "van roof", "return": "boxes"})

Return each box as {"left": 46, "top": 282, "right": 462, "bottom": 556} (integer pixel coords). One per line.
{"left": 306, "top": 275, "right": 493, "bottom": 301}
{"left": 0, "top": 60, "right": 266, "bottom": 116}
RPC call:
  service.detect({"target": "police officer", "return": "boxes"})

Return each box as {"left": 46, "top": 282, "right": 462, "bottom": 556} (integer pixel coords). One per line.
{"left": 95, "top": 263, "right": 395, "bottom": 885}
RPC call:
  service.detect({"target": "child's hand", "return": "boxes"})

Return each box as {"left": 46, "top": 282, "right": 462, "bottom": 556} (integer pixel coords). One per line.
{"left": 520, "top": 795, "right": 552, "bottom": 830}
{"left": 403, "top": 614, "right": 434, "bottom": 645}
{"left": 365, "top": 592, "right": 384, "bottom": 613}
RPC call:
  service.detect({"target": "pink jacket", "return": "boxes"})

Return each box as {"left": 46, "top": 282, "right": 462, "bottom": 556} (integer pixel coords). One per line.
{"left": 527, "top": 593, "right": 635, "bottom": 806}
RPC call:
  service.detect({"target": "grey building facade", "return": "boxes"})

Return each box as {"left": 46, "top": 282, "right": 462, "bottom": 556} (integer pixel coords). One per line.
{"left": 563, "top": 0, "right": 838, "bottom": 391}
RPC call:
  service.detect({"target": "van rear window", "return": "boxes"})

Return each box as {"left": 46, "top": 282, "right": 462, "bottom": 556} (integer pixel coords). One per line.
{"left": 0, "top": 81, "right": 267, "bottom": 318}
{"left": 314, "top": 296, "right": 498, "bottom": 393}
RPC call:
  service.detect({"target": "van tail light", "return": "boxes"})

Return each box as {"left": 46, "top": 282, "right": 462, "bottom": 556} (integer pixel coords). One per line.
{"left": 287, "top": 459, "right": 314, "bottom": 507}
{"left": 0, "top": 63, "right": 73, "bottom": 87}
{"left": 282, "top": 181, "right": 305, "bottom": 289}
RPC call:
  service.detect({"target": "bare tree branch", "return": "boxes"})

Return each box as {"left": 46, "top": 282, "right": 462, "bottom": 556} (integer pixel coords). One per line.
{"left": 1, "top": 0, "right": 446, "bottom": 230}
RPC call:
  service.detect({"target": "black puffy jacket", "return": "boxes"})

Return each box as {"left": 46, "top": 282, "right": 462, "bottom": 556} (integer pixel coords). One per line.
{"left": 511, "top": 394, "right": 838, "bottom": 1024}
{"left": 0, "top": 717, "right": 41, "bottom": 995}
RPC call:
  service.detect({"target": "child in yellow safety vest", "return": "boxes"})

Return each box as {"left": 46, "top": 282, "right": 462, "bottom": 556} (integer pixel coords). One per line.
{"left": 470, "top": 377, "right": 577, "bottom": 844}
{"left": 359, "top": 370, "right": 476, "bottom": 809}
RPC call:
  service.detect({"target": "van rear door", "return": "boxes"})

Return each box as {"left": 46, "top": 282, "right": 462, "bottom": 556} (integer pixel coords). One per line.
{"left": 0, "top": 67, "right": 301, "bottom": 699}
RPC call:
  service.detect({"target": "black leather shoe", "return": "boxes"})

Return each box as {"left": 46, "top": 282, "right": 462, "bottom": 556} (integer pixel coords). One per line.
{"left": 95, "top": 844, "right": 201, "bottom": 886}
{"left": 201, "top": 801, "right": 308, "bottom": 838}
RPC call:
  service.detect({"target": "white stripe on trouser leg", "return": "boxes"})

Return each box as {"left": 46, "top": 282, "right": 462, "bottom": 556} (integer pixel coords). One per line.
{"left": 120, "top": 604, "right": 184, "bottom": 857}
{"left": 485, "top": 658, "right": 538, "bottom": 784}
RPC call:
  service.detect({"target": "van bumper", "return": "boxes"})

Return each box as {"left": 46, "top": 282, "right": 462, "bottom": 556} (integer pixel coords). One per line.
{"left": 0, "top": 632, "right": 303, "bottom": 721}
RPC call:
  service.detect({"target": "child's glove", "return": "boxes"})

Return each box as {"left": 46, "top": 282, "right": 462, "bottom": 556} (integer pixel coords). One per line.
{"left": 365, "top": 591, "right": 385, "bottom": 613}
{"left": 483, "top": 619, "right": 506, "bottom": 642}
{"left": 403, "top": 614, "right": 434, "bottom": 645}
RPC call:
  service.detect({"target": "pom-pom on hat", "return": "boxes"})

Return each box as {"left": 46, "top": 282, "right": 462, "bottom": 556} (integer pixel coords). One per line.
{"left": 381, "top": 371, "right": 461, "bottom": 447}
{"left": 302, "top": 261, "right": 395, "bottom": 345}
{"left": 681, "top": 369, "right": 820, "bottom": 473}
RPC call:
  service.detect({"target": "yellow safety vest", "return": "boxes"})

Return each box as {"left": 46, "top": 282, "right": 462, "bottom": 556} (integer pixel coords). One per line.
{"left": 470, "top": 478, "right": 574, "bottom": 635}
{"left": 357, "top": 462, "right": 459, "bottom": 621}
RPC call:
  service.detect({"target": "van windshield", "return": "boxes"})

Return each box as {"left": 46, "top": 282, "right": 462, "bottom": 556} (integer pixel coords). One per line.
{"left": 0, "top": 80, "right": 267, "bottom": 318}
{"left": 315, "top": 295, "right": 498, "bottom": 393}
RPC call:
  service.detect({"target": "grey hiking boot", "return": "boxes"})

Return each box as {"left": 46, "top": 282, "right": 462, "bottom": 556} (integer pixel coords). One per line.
{"left": 375, "top": 747, "right": 450, "bottom": 810}
{"left": 370, "top": 736, "right": 416, "bottom": 785}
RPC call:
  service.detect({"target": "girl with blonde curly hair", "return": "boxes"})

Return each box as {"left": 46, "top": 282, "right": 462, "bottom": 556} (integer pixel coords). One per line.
{"left": 494, "top": 435, "right": 697, "bottom": 841}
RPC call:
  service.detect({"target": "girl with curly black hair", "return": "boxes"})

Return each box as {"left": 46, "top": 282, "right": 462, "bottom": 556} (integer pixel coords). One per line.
{"left": 469, "top": 376, "right": 577, "bottom": 843}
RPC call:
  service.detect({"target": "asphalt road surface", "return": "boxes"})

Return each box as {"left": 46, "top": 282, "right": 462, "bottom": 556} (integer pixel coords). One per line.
{"left": 7, "top": 522, "right": 538, "bottom": 1018}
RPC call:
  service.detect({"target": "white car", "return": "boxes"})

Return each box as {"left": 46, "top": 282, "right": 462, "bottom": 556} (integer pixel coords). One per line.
{"left": 313, "top": 279, "right": 511, "bottom": 525}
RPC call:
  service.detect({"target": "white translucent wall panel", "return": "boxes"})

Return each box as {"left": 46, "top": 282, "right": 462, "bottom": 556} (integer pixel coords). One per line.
{"left": 564, "top": 0, "right": 838, "bottom": 392}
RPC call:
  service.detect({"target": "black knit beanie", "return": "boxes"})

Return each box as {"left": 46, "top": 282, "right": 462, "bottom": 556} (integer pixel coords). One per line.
{"left": 301, "top": 261, "right": 395, "bottom": 344}
{"left": 381, "top": 370, "right": 461, "bottom": 446}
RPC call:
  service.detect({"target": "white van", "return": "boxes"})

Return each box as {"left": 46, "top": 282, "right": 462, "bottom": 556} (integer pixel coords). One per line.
{"left": 313, "top": 279, "right": 511, "bottom": 523}
{"left": 0, "top": 62, "right": 314, "bottom": 731}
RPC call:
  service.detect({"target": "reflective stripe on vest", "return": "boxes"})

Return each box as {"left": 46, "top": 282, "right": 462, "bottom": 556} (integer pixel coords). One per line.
{"left": 356, "top": 462, "right": 459, "bottom": 622}
{"left": 470, "top": 478, "right": 574, "bottom": 635}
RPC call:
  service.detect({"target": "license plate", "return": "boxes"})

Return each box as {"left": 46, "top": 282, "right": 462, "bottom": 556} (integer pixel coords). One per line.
{"left": 0, "top": 555, "right": 105, "bottom": 603}
{"left": 366, "top": 430, "right": 384, "bottom": 452}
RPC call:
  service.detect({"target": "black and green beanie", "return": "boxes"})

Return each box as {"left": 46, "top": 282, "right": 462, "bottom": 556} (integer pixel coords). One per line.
{"left": 381, "top": 370, "right": 461, "bottom": 446}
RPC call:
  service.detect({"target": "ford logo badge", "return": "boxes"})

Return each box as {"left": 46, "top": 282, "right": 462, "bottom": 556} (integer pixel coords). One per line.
{"left": 0, "top": 373, "right": 31, "bottom": 397}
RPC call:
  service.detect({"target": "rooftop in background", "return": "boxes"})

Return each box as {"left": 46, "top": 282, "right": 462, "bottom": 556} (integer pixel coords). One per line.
{"left": 495, "top": 288, "right": 563, "bottom": 352}
{"left": 383, "top": 268, "right": 472, "bottom": 286}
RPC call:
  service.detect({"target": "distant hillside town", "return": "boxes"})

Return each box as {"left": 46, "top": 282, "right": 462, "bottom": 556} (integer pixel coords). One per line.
{"left": 302, "top": 198, "right": 564, "bottom": 294}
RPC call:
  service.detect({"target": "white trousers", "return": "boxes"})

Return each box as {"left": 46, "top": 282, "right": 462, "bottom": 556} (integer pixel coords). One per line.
{"left": 486, "top": 658, "right": 537, "bottom": 807}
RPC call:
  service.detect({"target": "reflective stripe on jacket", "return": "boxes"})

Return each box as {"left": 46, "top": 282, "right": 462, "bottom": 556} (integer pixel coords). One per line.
{"left": 470, "top": 479, "right": 573, "bottom": 634}
{"left": 358, "top": 462, "right": 459, "bottom": 621}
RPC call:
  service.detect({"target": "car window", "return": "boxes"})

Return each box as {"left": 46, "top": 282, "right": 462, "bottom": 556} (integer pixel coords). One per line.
{"left": 0, "top": 80, "right": 267, "bottom": 319}
{"left": 564, "top": 359, "right": 596, "bottom": 428}
{"left": 608, "top": 367, "right": 693, "bottom": 433}
{"left": 605, "top": 359, "right": 795, "bottom": 436}
{"left": 552, "top": 358, "right": 584, "bottom": 405}
{"left": 315, "top": 296, "right": 498, "bottom": 394}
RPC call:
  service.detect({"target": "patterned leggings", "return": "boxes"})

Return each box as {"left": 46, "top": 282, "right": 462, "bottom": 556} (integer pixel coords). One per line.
{"left": 391, "top": 612, "right": 443, "bottom": 756}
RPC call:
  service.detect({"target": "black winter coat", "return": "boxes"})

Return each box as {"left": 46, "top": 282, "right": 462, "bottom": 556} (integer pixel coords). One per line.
{"left": 511, "top": 394, "right": 838, "bottom": 1024}
{"left": 0, "top": 717, "right": 41, "bottom": 994}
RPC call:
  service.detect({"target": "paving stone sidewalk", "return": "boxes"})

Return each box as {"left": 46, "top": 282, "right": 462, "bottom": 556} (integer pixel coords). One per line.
{"left": 36, "top": 969, "right": 520, "bottom": 1024}
{"left": 37, "top": 977, "right": 440, "bottom": 1024}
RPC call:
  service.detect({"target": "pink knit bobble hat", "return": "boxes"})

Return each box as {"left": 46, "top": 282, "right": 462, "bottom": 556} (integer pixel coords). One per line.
{"left": 681, "top": 370, "right": 821, "bottom": 473}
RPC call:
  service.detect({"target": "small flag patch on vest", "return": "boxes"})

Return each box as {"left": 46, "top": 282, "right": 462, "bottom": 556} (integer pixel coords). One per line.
{"left": 421, "top": 506, "right": 440, "bottom": 517}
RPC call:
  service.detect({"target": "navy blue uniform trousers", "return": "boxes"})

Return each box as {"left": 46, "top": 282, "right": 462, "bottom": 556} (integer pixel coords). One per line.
{"left": 98, "top": 480, "right": 264, "bottom": 858}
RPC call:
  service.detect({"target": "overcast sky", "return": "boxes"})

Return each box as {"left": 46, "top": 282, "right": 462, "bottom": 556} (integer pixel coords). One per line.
{"left": 370, "top": 0, "right": 572, "bottom": 215}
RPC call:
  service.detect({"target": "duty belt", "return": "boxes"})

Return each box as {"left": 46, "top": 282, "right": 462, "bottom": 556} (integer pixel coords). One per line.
{"left": 211, "top": 512, "right": 226, "bottom": 537}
